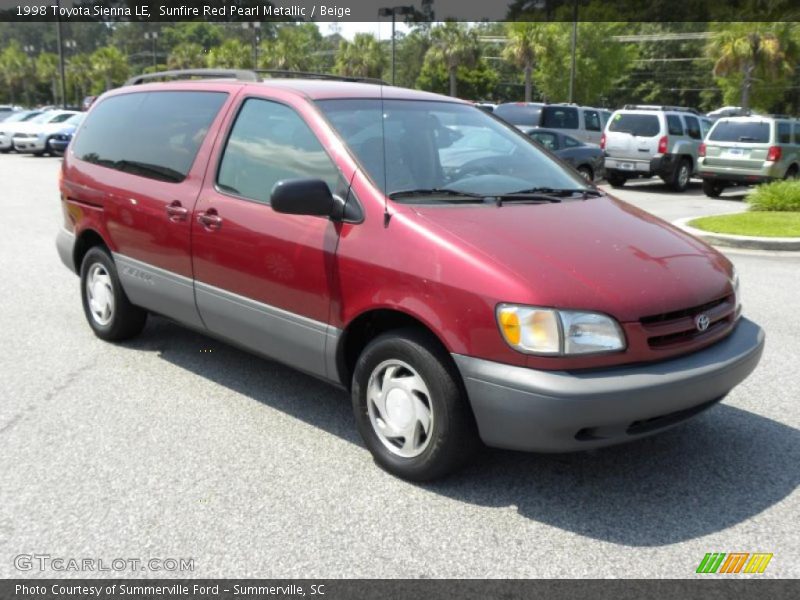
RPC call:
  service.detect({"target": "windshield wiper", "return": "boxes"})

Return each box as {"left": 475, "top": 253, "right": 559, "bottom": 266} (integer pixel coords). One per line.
{"left": 388, "top": 188, "right": 488, "bottom": 202}
{"left": 495, "top": 187, "right": 602, "bottom": 205}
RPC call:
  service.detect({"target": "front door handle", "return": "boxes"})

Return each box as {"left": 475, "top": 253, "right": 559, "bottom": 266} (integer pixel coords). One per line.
{"left": 197, "top": 210, "right": 222, "bottom": 230}
{"left": 166, "top": 201, "right": 189, "bottom": 221}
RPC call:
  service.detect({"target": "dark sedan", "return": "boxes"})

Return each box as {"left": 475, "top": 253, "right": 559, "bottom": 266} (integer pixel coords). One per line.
{"left": 520, "top": 127, "right": 605, "bottom": 182}
{"left": 47, "top": 113, "right": 84, "bottom": 155}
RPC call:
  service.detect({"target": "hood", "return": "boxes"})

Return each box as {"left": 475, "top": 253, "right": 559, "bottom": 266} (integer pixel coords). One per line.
{"left": 411, "top": 196, "right": 733, "bottom": 322}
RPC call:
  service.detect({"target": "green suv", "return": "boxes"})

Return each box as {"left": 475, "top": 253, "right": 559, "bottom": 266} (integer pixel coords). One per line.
{"left": 698, "top": 115, "right": 800, "bottom": 197}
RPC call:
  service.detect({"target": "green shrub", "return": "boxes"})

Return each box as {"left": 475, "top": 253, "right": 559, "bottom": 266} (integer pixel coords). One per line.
{"left": 747, "top": 180, "right": 800, "bottom": 212}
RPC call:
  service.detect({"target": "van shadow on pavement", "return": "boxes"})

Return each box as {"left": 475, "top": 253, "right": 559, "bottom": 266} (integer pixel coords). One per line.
{"left": 126, "top": 316, "right": 799, "bottom": 548}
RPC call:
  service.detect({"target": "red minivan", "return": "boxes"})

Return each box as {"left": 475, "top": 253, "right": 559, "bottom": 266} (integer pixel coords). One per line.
{"left": 56, "top": 71, "right": 764, "bottom": 481}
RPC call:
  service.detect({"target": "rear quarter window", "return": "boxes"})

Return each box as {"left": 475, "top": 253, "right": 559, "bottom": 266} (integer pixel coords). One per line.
{"left": 666, "top": 115, "right": 684, "bottom": 136}
{"left": 777, "top": 122, "right": 791, "bottom": 144}
{"left": 72, "top": 90, "right": 227, "bottom": 183}
{"left": 541, "top": 106, "right": 579, "bottom": 129}
{"left": 608, "top": 113, "right": 660, "bottom": 137}
{"left": 708, "top": 121, "right": 770, "bottom": 143}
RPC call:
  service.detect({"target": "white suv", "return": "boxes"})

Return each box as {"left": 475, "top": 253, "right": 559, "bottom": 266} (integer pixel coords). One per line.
{"left": 602, "top": 105, "right": 708, "bottom": 192}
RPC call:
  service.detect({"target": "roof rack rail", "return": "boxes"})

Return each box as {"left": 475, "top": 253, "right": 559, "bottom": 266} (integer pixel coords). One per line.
{"left": 623, "top": 104, "right": 702, "bottom": 115}
{"left": 124, "top": 69, "right": 259, "bottom": 86}
{"left": 255, "top": 69, "right": 388, "bottom": 86}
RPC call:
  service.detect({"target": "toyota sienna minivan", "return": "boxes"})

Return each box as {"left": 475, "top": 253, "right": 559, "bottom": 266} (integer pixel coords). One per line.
{"left": 56, "top": 70, "right": 765, "bottom": 481}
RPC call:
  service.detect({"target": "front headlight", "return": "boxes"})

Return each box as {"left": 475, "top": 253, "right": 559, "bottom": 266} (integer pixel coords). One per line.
{"left": 496, "top": 304, "right": 626, "bottom": 356}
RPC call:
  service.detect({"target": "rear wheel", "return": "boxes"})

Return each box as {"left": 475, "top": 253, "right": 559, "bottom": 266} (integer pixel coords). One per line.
{"left": 785, "top": 165, "right": 799, "bottom": 180}
{"left": 80, "top": 246, "right": 147, "bottom": 341}
{"left": 670, "top": 158, "right": 692, "bottom": 192}
{"left": 606, "top": 172, "right": 627, "bottom": 188}
{"left": 351, "top": 328, "right": 478, "bottom": 481}
{"left": 702, "top": 179, "right": 725, "bottom": 198}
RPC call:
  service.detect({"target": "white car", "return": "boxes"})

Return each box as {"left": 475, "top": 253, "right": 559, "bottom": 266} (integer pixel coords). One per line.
{"left": 11, "top": 110, "right": 80, "bottom": 156}
{"left": 0, "top": 110, "right": 45, "bottom": 151}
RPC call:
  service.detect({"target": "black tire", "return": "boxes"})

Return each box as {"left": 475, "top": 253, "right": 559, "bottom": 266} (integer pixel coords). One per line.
{"left": 577, "top": 165, "right": 593, "bottom": 182}
{"left": 606, "top": 172, "right": 627, "bottom": 188}
{"left": 784, "top": 165, "right": 798, "bottom": 180}
{"left": 80, "top": 246, "right": 147, "bottom": 341}
{"left": 351, "top": 328, "right": 479, "bottom": 481}
{"left": 702, "top": 179, "right": 725, "bottom": 198}
{"left": 670, "top": 158, "right": 692, "bottom": 192}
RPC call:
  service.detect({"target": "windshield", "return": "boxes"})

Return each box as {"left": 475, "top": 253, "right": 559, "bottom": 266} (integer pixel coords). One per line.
{"left": 608, "top": 113, "right": 660, "bottom": 137}
{"left": 708, "top": 120, "right": 770, "bottom": 143}
{"left": 316, "top": 99, "right": 587, "bottom": 200}
{"left": 64, "top": 113, "right": 84, "bottom": 126}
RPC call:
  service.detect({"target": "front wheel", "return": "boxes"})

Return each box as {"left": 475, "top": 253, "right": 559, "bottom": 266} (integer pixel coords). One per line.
{"left": 80, "top": 247, "right": 147, "bottom": 341}
{"left": 702, "top": 179, "right": 725, "bottom": 198}
{"left": 606, "top": 172, "right": 627, "bottom": 188}
{"left": 351, "top": 329, "right": 478, "bottom": 481}
{"left": 577, "top": 165, "right": 593, "bottom": 182}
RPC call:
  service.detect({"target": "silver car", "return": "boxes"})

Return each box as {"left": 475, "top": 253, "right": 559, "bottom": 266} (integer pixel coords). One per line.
{"left": 698, "top": 115, "right": 800, "bottom": 197}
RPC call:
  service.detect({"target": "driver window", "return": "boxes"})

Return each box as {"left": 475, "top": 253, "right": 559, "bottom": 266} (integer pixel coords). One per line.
{"left": 217, "top": 98, "right": 339, "bottom": 204}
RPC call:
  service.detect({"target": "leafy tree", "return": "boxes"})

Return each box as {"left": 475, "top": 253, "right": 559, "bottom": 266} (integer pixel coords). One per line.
{"left": 90, "top": 46, "right": 129, "bottom": 93}
{"left": 167, "top": 43, "right": 207, "bottom": 70}
{"left": 532, "top": 22, "right": 637, "bottom": 105}
{"left": 160, "top": 22, "right": 223, "bottom": 53}
{"left": 35, "top": 52, "right": 60, "bottom": 104}
{"left": 259, "top": 24, "right": 324, "bottom": 71}
{"left": 425, "top": 22, "right": 481, "bottom": 97}
{"left": 706, "top": 22, "right": 797, "bottom": 110}
{"left": 416, "top": 59, "right": 499, "bottom": 101}
{"left": 394, "top": 28, "right": 431, "bottom": 89}
{"left": 207, "top": 39, "right": 252, "bottom": 69}
{"left": 335, "top": 33, "right": 387, "bottom": 79}
{"left": 66, "top": 53, "right": 94, "bottom": 106}
{"left": 502, "top": 22, "right": 546, "bottom": 102}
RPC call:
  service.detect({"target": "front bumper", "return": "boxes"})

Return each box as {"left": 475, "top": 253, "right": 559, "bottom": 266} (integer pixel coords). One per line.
{"left": 454, "top": 317, "right": 764, "bottom": 452}
{"left": 13, "top": 137, "right": 46, "bottom": 153}
{"left": 0, "top": 134, "right": 12, "bottom": 150}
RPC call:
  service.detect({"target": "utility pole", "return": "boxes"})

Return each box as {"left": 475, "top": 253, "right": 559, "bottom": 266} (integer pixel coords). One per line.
{"left": 144, "top": 32, "right": 158, "bottom": 68}
{"left": 378, "top": 5, "right": 414, "bottom": 85}
{"left": 568, "top": 1, "right": 578, "bottom": 103}
{"left": 56, "top": 1, "right": 67, "bottom": 109}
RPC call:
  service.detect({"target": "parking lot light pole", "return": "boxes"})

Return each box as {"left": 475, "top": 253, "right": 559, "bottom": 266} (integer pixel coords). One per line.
{"left": 378, "top": 5, "right": 415, "bottom": 85}
{"left": 144, "top": 32, "right": 158, "bottom": 68}
{"left": 242, "top": 22, "right": 261, "bottom": 68}
{"left": 55, "top": 9, "right": 67, "bottom": 109}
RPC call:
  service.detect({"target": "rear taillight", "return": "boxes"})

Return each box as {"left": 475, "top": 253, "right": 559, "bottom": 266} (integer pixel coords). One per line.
{"left": 600, "top": 133, "right": 606, "bottom": 150}
{"left": 766, "top": 146, "right": 782, "bottom": 161}
{"left": 657, "top": 135, "right": 668, "bottom": 154}
{"left": 698, "top": 143, "right": 706, "bottom": 157}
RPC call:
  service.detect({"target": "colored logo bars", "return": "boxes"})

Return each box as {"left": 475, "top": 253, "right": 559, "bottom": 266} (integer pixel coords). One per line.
{"left": 696, "top": 553, "right": 773, "bottom": 574}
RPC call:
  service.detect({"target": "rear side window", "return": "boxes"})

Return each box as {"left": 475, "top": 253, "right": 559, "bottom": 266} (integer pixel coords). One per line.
{"left": 667, "top": 115, "right": 684, "bottom": 136}
{"left": 563, "top": 135, "right": 581, "bottom": 148}
{"left": 72, "top": 91, "right": 227, "bottom": 183}
{"left": 794, "top": 124, "right": 800, "bottom": 144}
{"left": 708, "top": 121, "right": 770, "bottom": 143}
{"left": 608, "top": 113, "right": 660, "bottom": 137}
{"left": 217, "top": 98, "right": 339, "bottom": 204}
{"left": 493, "top": 104, "right": 543, "bottom": 126}
{"left": 584, "top": 110, "right": 601, "bottom": 132}
{"left": 541, "top": 106, "right": 579, "bottom": 129}
{"left": 777, "top": 122, "right": 791, "bottom": 144}
{"left": 530, "top": 131, "right": 558, "bottom": 150}
{"left": 684, "top": 116, "right": 701, "bottom": 140}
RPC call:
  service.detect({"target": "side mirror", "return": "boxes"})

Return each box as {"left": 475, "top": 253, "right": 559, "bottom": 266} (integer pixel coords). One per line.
{"left": 270, "top": 179, "right": 335, "bottom": 217}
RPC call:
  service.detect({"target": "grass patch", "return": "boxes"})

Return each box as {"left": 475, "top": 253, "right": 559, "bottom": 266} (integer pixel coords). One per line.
{"left": 689, "top": 212, "right": 800, "bottom": 237}
{"left": 747, "top": 180, "right": 800, "bottom": 211}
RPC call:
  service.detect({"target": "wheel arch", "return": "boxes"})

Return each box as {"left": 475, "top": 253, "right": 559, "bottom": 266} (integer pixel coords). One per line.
{"left": 336, "top": 308, "right": 456, "bottom": 391}
{"left": 73, "top": 228, "right": 110, "bottom": 272}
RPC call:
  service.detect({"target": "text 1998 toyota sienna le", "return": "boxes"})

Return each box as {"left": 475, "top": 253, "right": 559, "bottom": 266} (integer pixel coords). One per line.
{"left": 56, "top": 70, "right": 765, "bottom": 481}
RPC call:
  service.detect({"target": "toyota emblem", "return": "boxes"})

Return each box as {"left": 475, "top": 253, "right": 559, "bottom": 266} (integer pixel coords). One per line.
{"left": 695, "top": 314, "right": 711, "bottom": 332}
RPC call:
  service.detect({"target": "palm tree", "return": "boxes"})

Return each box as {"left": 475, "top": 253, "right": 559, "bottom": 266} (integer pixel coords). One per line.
{"left": 259, "top": 24, "right": 322, "bottom": 71}
{"left": 0, "top": 42, "right": 31, "bottom": 104}
{"left": 335, "top": 33, "right": 387, "bottom": 79}
{"left": 426, "top": 22, "right": 480, "bottom": 97}
{"left": 67, "top": 53, "right": 93, "bottom": 106}
{"left": 207, "top": 39, "right": 251, "bottom": 69}
{"left": 90, "top": 46, "right": 129, "bottom": 92}
{"left": 502, "top": 22, "right": 544, "bottom": 102}
{"left": 167, "top": 43, "right": 206, "bottom": 70}
{"left": 707, "top": 24, "right": 794, "bottom": 110}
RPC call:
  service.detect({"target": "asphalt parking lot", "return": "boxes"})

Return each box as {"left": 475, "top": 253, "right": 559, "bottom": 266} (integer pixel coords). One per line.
{"left": 1, "top": 154, "right": 798, "bottom": 578}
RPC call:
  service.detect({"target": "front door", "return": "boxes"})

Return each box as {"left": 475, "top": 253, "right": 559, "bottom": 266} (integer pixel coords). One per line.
{"left": 191, "top": 95, "right": 349, "bottom": 380}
